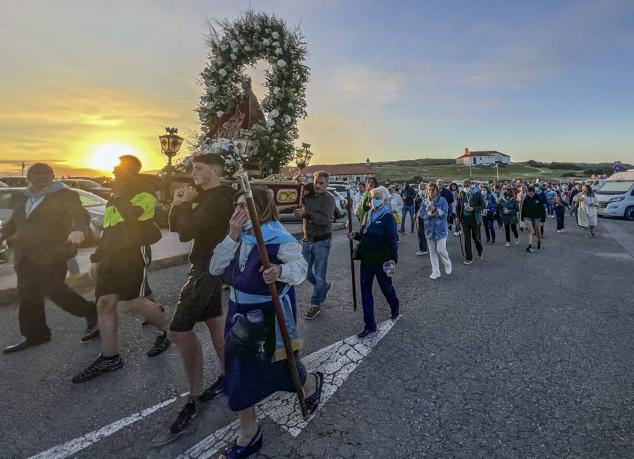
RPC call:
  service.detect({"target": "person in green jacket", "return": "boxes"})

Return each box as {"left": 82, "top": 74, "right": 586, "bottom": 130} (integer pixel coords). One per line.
{"left": 456, "top": 179, "right": 484, "bottom": 265}
{"left": 520, "top": 186, "right": 546, "bottom": 253}
{"left": 356, "top": 176, "right": 378, "bottom": 224}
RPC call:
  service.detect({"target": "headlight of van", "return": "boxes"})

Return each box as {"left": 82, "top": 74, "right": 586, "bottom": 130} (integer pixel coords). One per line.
{"left": 608, "top": 197, "right": 625, "bottom": 203}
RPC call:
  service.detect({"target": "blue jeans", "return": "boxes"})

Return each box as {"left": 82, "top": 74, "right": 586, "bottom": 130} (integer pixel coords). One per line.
{"left": 302, "top": 239, "right": 331, "bottom": 307}
{"left": 401, "top": 205, "right": 415, "bottom": 232}
{"left": 360, "top": 262, "right": 399, "bottom": 332}
{"left": 483, "top": 217, "right": 496, "bottom": 242}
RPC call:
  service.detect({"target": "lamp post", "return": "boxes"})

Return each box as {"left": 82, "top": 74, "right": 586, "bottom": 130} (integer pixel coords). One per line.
{"left": 158, "top": 126, "right": 184, "bottom": 202}
{"left": 294, "top": 142, "right": 313, "bottom": 183}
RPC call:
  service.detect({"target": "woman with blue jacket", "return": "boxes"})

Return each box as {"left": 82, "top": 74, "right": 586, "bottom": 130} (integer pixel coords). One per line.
{"left": 480, "top": 185, "right": 497, "bottom": 244}
{"left": 420, "top": 183, "right": 452, "bottom": 280}
{"left": 348, "top": 186, "right": 399, "bottom": 338}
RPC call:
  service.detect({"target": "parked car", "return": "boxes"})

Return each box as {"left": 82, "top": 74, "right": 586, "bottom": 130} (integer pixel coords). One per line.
{"left": 328, "top": 181, "right": 353, "bottom": 194}
{"left": 595, "top": 170, "right": 634, "bottom": 221}
{"left": 278, "top": 186, "right": 348, "bottom": 222}
{"left": 0, "top": 187, "right": 106, "bottom": 247}
{"left": 69, "top": 176, "right": 113, "bottom": 188}
{"left": 60, "top": 178, "right": 111, "bottom": 199}
{"left": 0, "top": 181, "right": 8, "bottom": 188}
{"left": 0, "top": 176, "right": 30, "bottom": 187}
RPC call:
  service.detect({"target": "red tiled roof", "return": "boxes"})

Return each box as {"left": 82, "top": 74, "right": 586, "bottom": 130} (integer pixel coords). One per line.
{"left": 456, "top": 150, "right": 509, "bottom": 159}
{"left": 282, "top": 163, "right": 375, "bottom": 177}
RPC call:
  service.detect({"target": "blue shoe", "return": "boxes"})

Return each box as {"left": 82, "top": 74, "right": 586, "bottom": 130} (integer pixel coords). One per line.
{"left": 305, "top": 371, "right": 324, "bottom": 414}
{"left": 222, "top": 427, "right": 263, "bottom": 459}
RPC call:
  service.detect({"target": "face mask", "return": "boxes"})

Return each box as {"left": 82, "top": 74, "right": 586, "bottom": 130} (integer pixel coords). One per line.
{"left": 372, "top": 198, "right": 383, "bottom": 208}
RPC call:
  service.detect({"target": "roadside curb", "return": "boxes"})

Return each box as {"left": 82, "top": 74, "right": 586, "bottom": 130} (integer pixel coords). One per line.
{"left": 0, "top": 225, "right": 346, "bottom": 307}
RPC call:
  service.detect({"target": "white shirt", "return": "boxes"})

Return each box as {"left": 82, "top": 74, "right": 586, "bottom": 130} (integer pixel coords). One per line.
{"left": 209, "top": 235, "right": 307, "bottom": 286}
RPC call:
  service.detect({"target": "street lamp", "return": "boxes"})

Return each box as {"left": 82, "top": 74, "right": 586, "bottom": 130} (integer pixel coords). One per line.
{"left": 158, "top": 126, "right": 184, "bottom": 203}
{"left": 294, "top": 142, "right": 313, "bottom": 182}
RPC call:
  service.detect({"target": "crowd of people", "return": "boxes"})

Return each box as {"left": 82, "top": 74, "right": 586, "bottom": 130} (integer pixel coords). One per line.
{"left": 0, "top": 159, "right": 602, "bottom": 458}
{"left": 351, "top": 177, "right": 600, "bottom": 277}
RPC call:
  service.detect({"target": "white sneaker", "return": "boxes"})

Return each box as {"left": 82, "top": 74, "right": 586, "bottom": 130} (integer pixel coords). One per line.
{"left": 453, "top": 232, "right": 459, "bottom": 237}
{"left": 445, "top": 267, "right": 452, "bottom": 275}
{"left": 515, "top": 238, "right": 520, "bottom": 245}
{"left": 464, "top": 260, "right": 473, "bottom": 265}
{"left": 416, "top": 250, "right": 427, "bottom": 256}
{"left": 429, "top": 272, "right": 441, "bottom": 280}
{"left": 557, "top": 230, "right": 561, "bottom": 233}
{"left": 505, "top": 242, "right": 511, "bottom": 247}
{"left": 560, "top": 229, "right": 565, "bottom": 233}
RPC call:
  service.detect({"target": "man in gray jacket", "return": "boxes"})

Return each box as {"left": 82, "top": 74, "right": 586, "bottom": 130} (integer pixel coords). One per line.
{"left": 294, "top": 171, "right": 335, "bottom": 319}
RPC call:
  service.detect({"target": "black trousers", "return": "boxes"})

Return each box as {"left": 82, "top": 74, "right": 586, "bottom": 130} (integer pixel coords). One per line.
{"left": 462, "top": 220, "right": 483, "bottom": 261}
{"left": 15, "top": 259, "right": 96, "bottom": 340}
{"left": 417, "top": 217, "right": 428, "bottom": 252}
{"left": 504, "top": 223, "right": 518, "bottom": 242}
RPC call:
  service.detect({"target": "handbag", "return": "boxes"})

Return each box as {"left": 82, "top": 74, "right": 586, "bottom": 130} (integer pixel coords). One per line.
{"left": 225, "top": 312, "right": 266, "bottom": 360}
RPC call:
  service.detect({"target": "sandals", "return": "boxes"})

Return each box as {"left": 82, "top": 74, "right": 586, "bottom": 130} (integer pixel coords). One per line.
{"left": 305, "top": 371, "right": 324, "bottom": 414}
{"left": 222, "top": 427, "right": 263, "bottom": 459}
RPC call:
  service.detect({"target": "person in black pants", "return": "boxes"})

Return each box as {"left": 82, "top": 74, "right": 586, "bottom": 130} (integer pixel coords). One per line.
{"left": 1, "top": 163, "right": 98, "bottom": 354}
{"left": 456, "top": 179, "right": 484, "bottom": 265}
{"left": 415, "top": 183, "right": 428, "bottom": 255}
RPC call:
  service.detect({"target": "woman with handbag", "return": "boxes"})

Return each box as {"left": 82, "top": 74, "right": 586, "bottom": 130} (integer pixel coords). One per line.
{"left": 210, "top": 186, "right": 323, "bottom": 459}
{"left": 500, "top": 186, "right": 520, "bottom": 247}
{"left": 348, "top": 186, "right": 400, "bottom": 339}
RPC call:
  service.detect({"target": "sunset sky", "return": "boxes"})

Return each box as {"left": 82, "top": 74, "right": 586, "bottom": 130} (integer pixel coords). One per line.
{"left": 1, "top": 0, "right": 633, "bottom": 176}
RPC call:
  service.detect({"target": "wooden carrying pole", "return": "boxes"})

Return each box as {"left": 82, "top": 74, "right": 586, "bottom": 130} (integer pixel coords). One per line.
{"left": 236, "top": 171, "right": 308, "bottom": 417}
{"left": 346, "top": 189, "right": 358, "bottom": 311}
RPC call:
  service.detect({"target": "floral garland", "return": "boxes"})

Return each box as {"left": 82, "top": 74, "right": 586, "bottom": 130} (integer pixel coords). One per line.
{"left": 188, "top": 11, "right": 309, "bottom": 177}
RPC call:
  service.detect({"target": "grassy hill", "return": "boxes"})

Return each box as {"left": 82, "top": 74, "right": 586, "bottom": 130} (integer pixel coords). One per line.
{"left": 372, "top": 158, "right": 623, "bottom": 182}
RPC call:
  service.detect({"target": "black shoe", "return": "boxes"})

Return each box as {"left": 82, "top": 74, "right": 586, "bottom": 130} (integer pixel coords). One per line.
{"left": 146, "top": 332, "right": 171, "bottom": 357}
{"left": 80, "top": 326, "right": 101, "bottom": 344}
{"left": 391, "top": 311, "right": 400, "bottom": 320}
{"left": 222, "top": 427, "right": 263, "bottom": 459}
{"left": 537, "top": 240, "right": 542, "bottom": 249}
{"left": 526, "top": 245, "right": 534, "bottom": 253}
{"left": 199, "top": 375, "right": 225, "bottom": 402}
{"left": 72, "top": 354, "right": 123, "bottom": 384}
{"left": 3, "top": 336, "right": 50, "bottom": 354}
{"left": 170, "top": 398, "right": 199, "bottom": 436}
{"left": 305, "top": 371, "right": 324, "bottom": 414}
{"left": 357, "top": 328, "right": 377, "bottom": 339}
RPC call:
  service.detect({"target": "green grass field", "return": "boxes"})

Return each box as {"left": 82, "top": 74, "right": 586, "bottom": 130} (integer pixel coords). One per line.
{"left": 374, "top": 161, "right": 582, "bottom": 183}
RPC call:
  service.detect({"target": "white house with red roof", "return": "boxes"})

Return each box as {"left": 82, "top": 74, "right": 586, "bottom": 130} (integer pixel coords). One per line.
{"left": 283, "top": 158, "right": 376, "bottom": 183}
{"left": 456, "top": 148, "right": 511, "bottom": 166}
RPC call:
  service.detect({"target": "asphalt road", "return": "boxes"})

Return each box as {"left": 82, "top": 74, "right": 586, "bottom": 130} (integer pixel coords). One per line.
{"left": 1, "top": 217, "right": 633, "bottom": 458}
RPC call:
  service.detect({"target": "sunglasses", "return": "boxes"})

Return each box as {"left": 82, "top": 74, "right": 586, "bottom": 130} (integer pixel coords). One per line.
{"left": 232, "top": 201, "right": 247, "bottom": 209}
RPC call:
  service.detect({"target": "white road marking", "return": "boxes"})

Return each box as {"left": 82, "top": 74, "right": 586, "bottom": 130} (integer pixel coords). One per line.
{"left": 28, "top": 397, "right": 177, "bottom": 459}
{"left": 177, "top": 319, "right": 396, "bottom": 458}
{"left": 28, "top": 319, "right": 397, "bottom": 459}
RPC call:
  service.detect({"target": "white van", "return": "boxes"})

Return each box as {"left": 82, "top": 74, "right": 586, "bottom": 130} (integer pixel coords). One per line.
{"left": 595, "top": 170, "right": 634, "bottom": 221}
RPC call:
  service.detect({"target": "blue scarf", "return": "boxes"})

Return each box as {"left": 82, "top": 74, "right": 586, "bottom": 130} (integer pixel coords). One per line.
{"left": 23, "top": 181, "right": 66, "bottom": 198}
{"left": 239, "top": 220, "right": 297, "bottom": 246}
{"left": 369, "top": 205, "right": 390, "bottom": 224}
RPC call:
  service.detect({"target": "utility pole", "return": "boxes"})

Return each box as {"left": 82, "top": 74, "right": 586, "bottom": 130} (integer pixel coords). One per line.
{"left": 21, "top": 161, "right": 26, "bottom": 176}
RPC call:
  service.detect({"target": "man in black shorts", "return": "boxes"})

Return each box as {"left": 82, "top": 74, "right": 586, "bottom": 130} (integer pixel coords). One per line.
{"left": 72, "top": 155, "right": 172, "bottom": 383}
{"left": 165, "top": 152, "right": 234, "bottom": 436}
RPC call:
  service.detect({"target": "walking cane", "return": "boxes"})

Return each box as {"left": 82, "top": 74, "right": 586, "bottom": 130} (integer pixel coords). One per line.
{"left": 346, "top": 189, "right": 358, "bottom": 311}
{"left": 236, "top": 171, "right": 308, "bottom": 417}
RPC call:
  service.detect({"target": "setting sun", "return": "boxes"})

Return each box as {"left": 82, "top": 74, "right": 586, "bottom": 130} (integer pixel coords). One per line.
{"left": 88, "top": 144, "right": 139, "bottom": 172}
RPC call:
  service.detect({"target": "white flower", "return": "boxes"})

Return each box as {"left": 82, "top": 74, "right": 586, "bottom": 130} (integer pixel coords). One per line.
{"left": 283, "top": 115, "right": 291, "bottom": 124}
{"left": 244, "top": 45, "right": 252, "bottom": 51}
{"left": 272, "top": 41, "right": 280, "bottom": 47}
{"left": 265, "top": 28, "right": 271, "bottom": 33}
{"left": 276, "top": 59, "right": 287, "bottom": 68}
{"left": 273, "top": 139, "right": 279, "bottom": 144}
{"left": 272, "top": 31, "right": 279, "bottom": 39}
{"left": 209, "top": 85, "right": 218, "bottom": 94}
{"left": 262, "top": 38, "right": 271, "bottom": 46}
{"left": 220, "top": 43, "right": 229, "bottom": 51}
{"left": 206, "top": 101, "right": 214, "bottom": 109}
{"left": 216, "top": 111, "right": 224, "bottom": 118}
{"left": 275, "top": 48, "right": 283, "bottom": 55}
{"left": 270, "top": 109, "right": 280, "bottom": 118}
{"left": 218, "top": 68, "right": 227, "bottom": 76}
{"left": 230, "top": 53, "right": 237, "bottom": 60}
{"left": 239, "top": 38, "right": 246, "bottom": 45}
{"left": 230, "top": 40, "right": 238, "bottom": 48}
{"left": 273, "top": 87, "right": 281, "bottom": 95}
{"left": 266, "top": 119, "right": 275, "bottom": 128}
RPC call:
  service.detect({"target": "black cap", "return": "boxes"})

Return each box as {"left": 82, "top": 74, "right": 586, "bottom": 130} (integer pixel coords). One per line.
{"left": 191, "top": 153, "right": 225, "bottom": 168}
{"left": 116, "top": 155, "right": 142, "bottom": 175}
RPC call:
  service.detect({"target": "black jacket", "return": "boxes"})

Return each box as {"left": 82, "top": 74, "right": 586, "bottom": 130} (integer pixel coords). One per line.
{"left": 456, "top": 190, "right": 484, "bottom": 224}
{"left": 521, "top": 194, "right": 547, "bottom": 220}
{"left": 1, "top": 187, "right": 90, "bottom": 265}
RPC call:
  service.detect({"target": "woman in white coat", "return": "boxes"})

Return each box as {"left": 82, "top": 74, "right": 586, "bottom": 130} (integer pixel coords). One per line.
{"left": 573, "top": 184, "right": 598, "bottom": 237}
